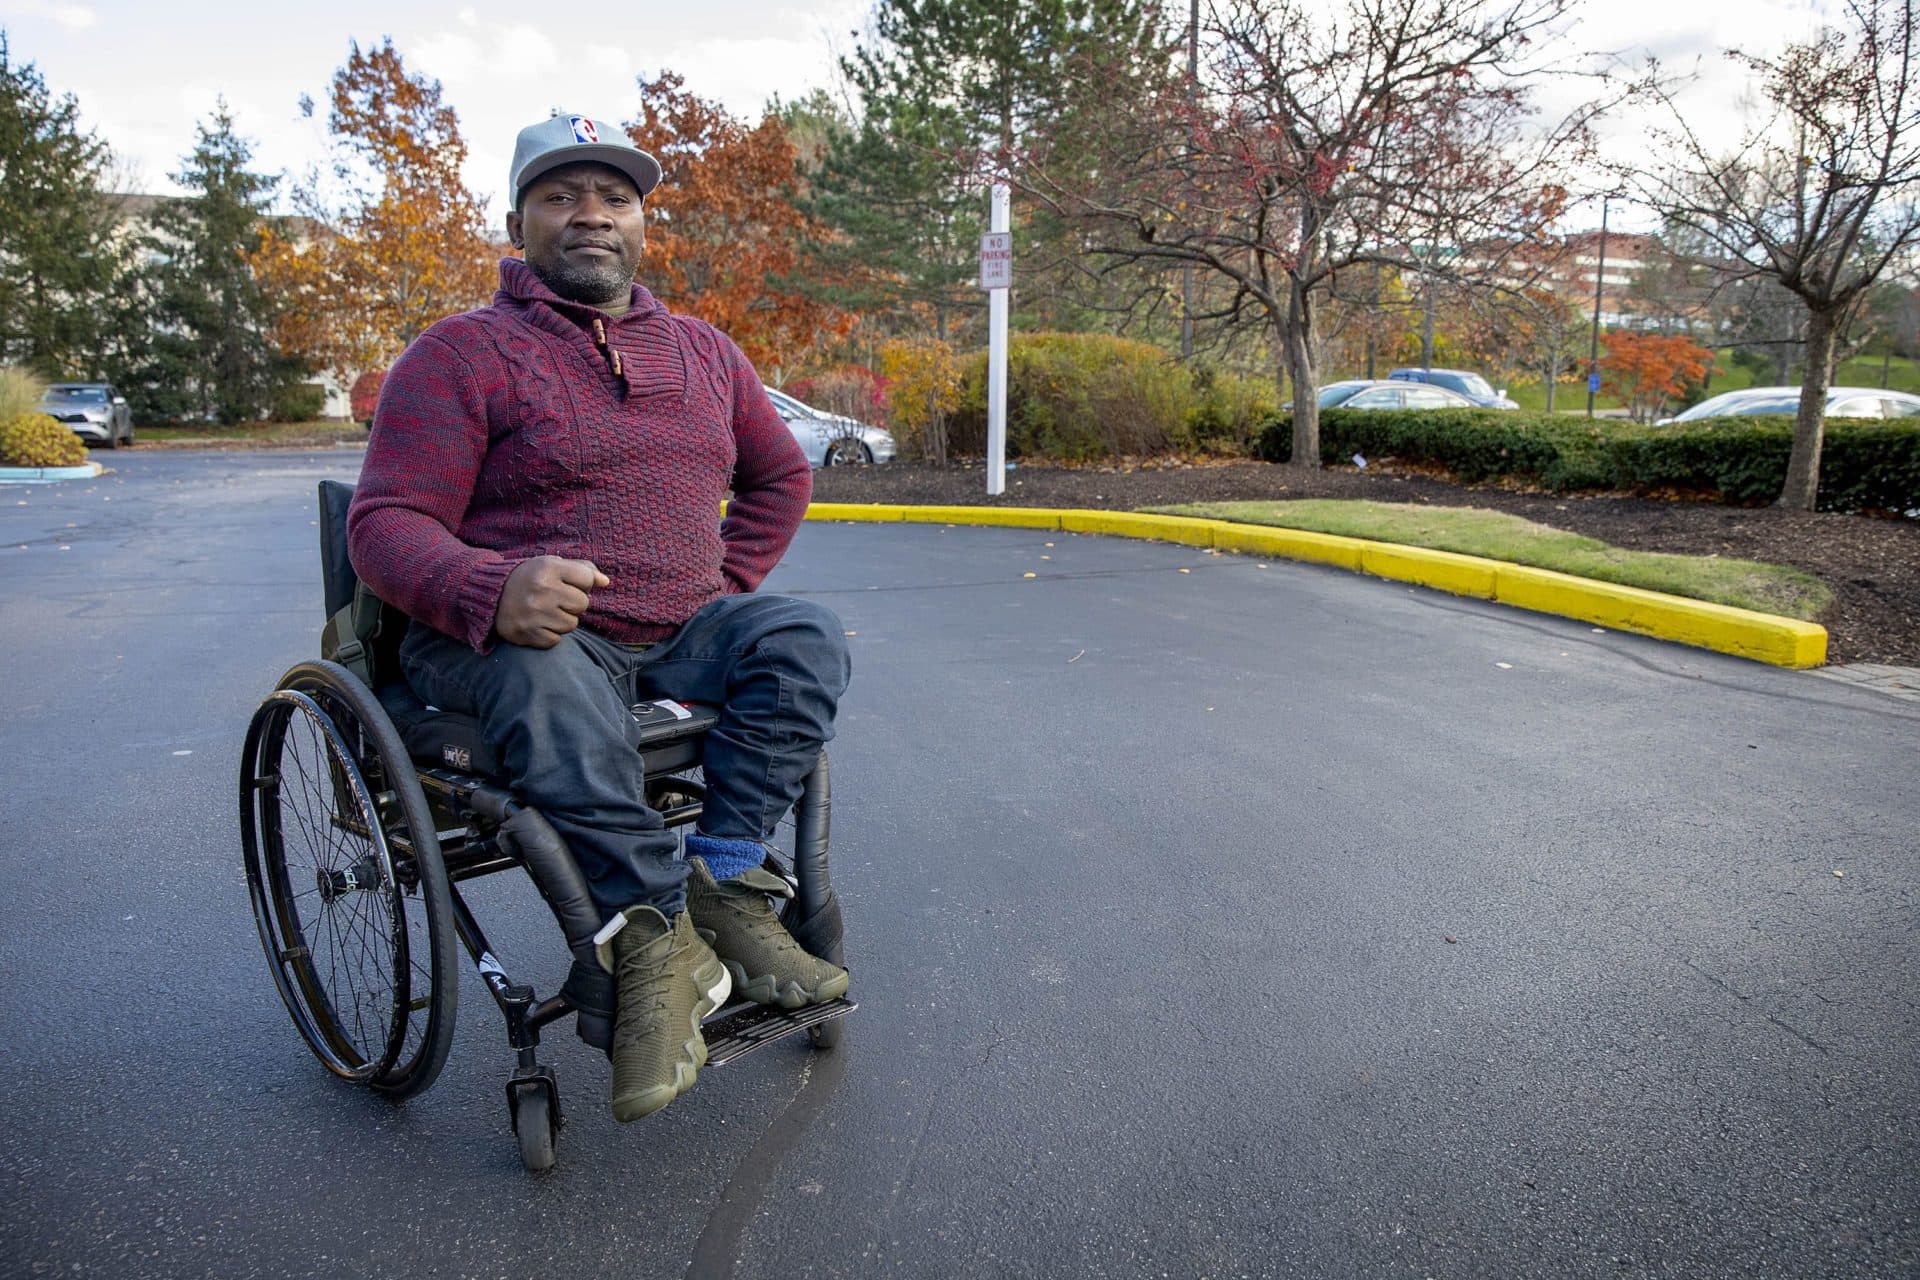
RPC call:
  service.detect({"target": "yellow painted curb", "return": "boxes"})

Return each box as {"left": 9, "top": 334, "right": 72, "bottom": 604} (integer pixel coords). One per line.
{"left": 1493, "top": 564, "right": 1828, "bottom": 669}
{"left": 898, "top": 505, "right": 1063, "bottom": 529}
{"left": 803, "top": 502, "right": 908, "bottom": 523}
{"left": 1358, "top": 543, "right": 1500, "bottom": 601}
{"left": 1056, "top": 509, "right": 1218, "bottom": 547}
{"left": 797, "top": 501, "right": 1829, "bottom": 669}
{"left": 1207, "top": 522, "right": 1367, "bottom": 570}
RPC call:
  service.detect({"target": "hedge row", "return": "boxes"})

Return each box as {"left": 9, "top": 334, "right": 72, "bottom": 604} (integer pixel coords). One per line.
{"left": 1254, "top": 410, "right": 1920, "bottom": 513}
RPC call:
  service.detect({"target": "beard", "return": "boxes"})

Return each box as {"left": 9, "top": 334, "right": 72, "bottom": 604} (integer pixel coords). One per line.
{"left": 527, "top": 250, "right": 635, "bottom": 306}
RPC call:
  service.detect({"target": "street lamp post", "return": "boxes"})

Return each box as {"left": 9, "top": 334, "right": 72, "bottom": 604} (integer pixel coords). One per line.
{"left": 1585, "top": 195, "right": 1610, "bottom": 419}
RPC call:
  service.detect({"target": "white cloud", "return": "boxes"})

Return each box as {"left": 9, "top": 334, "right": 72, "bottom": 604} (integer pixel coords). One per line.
{"left": 587, "top": 46, "right": 633, "bottom": 77}
{"left": 0, "top": 0, "right": 98, "bottom": 28}
{"left": 414, "top": 21, "right": 559, "bottom": 86}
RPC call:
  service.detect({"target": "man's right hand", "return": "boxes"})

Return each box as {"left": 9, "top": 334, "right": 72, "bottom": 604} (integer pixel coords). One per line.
{"left": 495, "top": 556, "right": 610, "bottom": 648}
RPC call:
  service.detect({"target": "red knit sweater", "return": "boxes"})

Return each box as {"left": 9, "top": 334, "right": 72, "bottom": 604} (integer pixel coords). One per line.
{"left": 347, "top": 258, "right": 812, "bottom": 651}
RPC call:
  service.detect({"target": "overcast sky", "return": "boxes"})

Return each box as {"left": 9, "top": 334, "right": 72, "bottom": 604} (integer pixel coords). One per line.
{"left": 1, "top": 0, "right": 1841, "bottom": 232}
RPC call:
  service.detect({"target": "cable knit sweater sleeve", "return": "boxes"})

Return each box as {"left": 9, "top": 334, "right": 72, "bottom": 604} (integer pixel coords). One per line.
{"left": 347, "top": 328, "right": 522, "bottom": 651}
{"left": 718, "top": 337, "right": 812, "bottom": 594}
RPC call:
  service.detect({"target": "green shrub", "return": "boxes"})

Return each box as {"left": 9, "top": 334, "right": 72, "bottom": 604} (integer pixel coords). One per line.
{"left": 1254, "top": 409, "right": 1920, "bottom": 512}
{"left": 270, "top": 381, "right": 327, "bottom": 423}
{"left": 0, "top": 412, "right": 88, "bottom": 467}
{"left": 950, "top": 332, "right": 1196, "bottom": 461}
{"left": 1181, "top": 367, "right": 1280, "bottom": 455}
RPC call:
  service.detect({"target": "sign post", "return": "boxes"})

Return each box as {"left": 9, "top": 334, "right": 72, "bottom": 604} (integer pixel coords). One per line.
{"left": 980, "top": 185, "right": 1011, "bottom": 496}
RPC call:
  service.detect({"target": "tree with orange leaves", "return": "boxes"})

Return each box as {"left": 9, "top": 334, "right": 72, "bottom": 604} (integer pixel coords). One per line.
{"left": 252, "top": 39, "right": 496, "bottom": 381}
{"left": 1599, "top": 330, "right": 1715, "bottom": 422}
{"left": 625, "top": 73, "right": 852, "bottom": 376}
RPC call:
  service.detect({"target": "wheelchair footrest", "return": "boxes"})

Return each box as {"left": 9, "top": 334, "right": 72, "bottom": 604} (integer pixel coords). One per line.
{"left": 702, "top": 998, "right": 855, "bottom": 1068}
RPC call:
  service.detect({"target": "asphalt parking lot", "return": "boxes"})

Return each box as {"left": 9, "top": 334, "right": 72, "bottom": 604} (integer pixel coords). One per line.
{"left": 2, "top": 448, "right": 1915, "bottom": 1279}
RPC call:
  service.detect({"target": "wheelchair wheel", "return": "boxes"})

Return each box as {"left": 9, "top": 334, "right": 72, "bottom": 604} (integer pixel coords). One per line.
{"left": 240, "top": 659, "right": 459, "bottom": 1098}
{"left": 510, "top": 1079, "right": 559, "bottom": 1173}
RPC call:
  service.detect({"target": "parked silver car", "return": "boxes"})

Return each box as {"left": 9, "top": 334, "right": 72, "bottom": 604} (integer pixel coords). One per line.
{"left": 1319, "top": 379, "right": 1481, "bottom": 410}
{"left": 38, "top": 382, "right": 134, "bottom": 448}
{"left": 763, "top": 386, "right": 897, "bottom": 467}
{"left": 1664, "top": 386, "right": 1920, "bottom": 423}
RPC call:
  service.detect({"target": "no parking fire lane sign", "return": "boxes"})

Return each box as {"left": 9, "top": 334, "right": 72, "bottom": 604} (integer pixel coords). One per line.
{"left": 979, "top": 232, "right": 1012, "bottom": 290}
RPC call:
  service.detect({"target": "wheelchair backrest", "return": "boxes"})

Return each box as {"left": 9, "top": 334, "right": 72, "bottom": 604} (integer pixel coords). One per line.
{"left": 318, "top": 480, "right": 359, "bottom": 617}
{"left": 317, "top": 479, "right": 409, "bottom": 689}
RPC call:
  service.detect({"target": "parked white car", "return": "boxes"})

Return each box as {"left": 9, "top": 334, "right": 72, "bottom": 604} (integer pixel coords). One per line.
{"left": 1663, "top": 386, "right": 1920, "bottom": 423}
{"left": 763, "top": 386, "right": 897, "bottom": 467}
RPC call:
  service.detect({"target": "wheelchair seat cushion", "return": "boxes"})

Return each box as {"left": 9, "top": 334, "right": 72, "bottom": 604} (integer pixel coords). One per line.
{"left": 376, "top": 681, "right": 719, "bottom": 778}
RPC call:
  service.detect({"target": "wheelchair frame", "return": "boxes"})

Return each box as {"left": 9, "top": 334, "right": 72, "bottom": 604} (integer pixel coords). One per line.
{"left": 238, "top": 481, "right": 849, "bottom": 1171}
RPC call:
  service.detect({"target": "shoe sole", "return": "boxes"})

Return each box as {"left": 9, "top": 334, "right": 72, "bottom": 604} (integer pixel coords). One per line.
{"left": 722, "top": 958, "right": 850, "bottom": 1011}
{"left": 610, "top": 958, "right": 732, "bottom": 1123}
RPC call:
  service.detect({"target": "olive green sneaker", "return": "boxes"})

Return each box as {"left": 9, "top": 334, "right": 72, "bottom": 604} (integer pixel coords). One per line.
{"left": 685, "top": 857, "right": 850, "bottom": 1010}
{"left": 596, "top": 905, "right": 731, "bottom": 1123}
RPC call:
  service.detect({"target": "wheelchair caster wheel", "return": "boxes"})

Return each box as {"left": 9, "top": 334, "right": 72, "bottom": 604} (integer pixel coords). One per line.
{"left": 508, "top": 1072, "right": 561, "bottom": 1173}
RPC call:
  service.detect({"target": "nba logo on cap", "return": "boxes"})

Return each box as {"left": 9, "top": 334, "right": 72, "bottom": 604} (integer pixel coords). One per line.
{"left": 570, "top": 116, "right": 599, "bottom": 144}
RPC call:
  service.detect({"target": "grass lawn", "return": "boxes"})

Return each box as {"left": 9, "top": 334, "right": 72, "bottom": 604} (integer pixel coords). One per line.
{"left": 133, "top": 420, "right": 368, "bottom": 448}
{"left": 1148, "top": 498, "right": 1833, "bottom": 620}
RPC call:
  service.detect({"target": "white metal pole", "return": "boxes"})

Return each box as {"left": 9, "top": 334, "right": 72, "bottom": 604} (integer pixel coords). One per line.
{"left": 986, "top": 183, "right": 1010, "bottom": 497}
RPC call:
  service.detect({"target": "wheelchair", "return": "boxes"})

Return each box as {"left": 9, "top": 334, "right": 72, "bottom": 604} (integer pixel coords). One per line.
{"left": 238, "top": 481, "right": 852, "bottom": 1171}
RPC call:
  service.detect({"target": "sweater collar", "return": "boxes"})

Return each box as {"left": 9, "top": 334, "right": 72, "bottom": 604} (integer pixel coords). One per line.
{"left": 495, "top": 256, "right": 667, "bottom": 329}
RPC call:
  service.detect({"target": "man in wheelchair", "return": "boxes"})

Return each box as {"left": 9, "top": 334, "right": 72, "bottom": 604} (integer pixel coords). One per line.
{"left": 345, "top": 112, "right": 851, "bottom": 1123}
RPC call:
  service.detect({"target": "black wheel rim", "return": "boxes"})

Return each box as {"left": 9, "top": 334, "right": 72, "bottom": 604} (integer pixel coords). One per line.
{"left": 243, "top": 689, "right": 410, "bottom": 1081}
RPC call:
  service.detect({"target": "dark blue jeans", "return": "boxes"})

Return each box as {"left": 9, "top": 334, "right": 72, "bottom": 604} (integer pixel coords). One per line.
{"left": 399, "top": 594, "right": 851, "bottom": 915}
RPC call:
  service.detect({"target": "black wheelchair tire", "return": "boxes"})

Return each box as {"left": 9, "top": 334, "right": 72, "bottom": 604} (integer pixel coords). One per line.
{"left": 512, "top": 1087, "right": 558, "bottom": 1172}
{"left": 240, "top": 659, "right": 459, "bottom": 1099}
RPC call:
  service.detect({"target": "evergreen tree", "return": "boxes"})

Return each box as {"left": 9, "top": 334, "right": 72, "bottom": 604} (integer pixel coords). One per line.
{"left": 0, "top": 33, "right": 125, "bottom": 377}
{"left": 804, "top": 0, "right": 1160, "bottom": 340}
{"left": 120, "top": 104, "right": 302, "bottom": 423}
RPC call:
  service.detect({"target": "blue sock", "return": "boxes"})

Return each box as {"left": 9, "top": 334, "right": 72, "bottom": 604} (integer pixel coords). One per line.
{"left": 686, "top": 833, "right": 764, "bottom": 881}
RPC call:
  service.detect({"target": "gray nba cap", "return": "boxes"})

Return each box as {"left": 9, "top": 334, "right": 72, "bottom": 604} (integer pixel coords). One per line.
{"left": 509, "top": 113, "right": 663, "bottom": 207}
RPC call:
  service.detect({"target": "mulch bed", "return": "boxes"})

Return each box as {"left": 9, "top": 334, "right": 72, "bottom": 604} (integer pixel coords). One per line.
{"left": 811, "top": 459, "right": 1920, "bottom": 667}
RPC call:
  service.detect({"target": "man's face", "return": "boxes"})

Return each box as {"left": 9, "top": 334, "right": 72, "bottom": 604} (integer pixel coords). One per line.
{"left": 507, "top": 162, "right": 646, "bottom": 306}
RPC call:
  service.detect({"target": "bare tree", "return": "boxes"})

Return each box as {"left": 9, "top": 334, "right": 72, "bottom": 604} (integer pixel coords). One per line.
{"left": 1626, "top": 0, "right": 1920, "bottom": 509}
{"left": 1018, "top": 0, "right": 1607, "bottom": 468}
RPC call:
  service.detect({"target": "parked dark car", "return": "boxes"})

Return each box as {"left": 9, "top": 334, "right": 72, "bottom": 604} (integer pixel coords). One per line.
{"left": 37, "top": 382, "right": 133, "bottom": 448}
{"left": 1387, "top": 367, "right": 1518, "bottom": 409}
{"left": 1319, "top": 379, "right": 1481, "bottom": 410}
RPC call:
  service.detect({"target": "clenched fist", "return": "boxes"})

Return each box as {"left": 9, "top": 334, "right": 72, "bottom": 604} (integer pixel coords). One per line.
{"left": 494, "top": 556, "right": 610, "bottom": 648}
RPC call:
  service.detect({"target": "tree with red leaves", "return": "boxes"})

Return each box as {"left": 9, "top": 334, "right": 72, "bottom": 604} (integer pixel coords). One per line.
{"left": 252, "top": 39, "right": 495, "bottom": 381}
{"left": 626, "top": 73, "right": 853, "bottom": 375}
{"left": 1600, "top": 329, "right": 1715, "bottom": 422}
